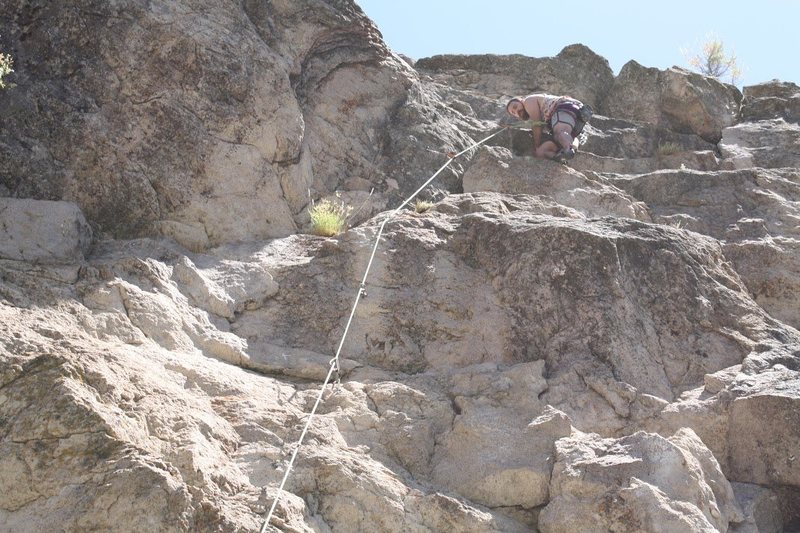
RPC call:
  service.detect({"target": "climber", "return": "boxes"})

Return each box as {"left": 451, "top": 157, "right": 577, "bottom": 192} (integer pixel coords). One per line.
{"left": 505, "top": 94, "right": 592, "bottom": 163}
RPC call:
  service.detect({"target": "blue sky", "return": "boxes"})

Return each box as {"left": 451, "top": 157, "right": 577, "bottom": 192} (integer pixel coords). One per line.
{"left": 355, "top": 0, "right": 798, "bottom": 89}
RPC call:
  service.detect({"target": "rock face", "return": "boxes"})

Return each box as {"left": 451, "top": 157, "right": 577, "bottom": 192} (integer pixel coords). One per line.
{"left": 719, "top": 119, "right": 800, "bottom": 169}
{"left": 740, "top": 80, "right": 800, "bottom": 122}
{"left": 0, "top": 0, "right": 469, "bottom": 249}
{"left": 540, "top": 429, "right": 743, "bottom": 532}
{"left": 2, "top": 1, "right": 800, "bottom": 532}
{"left": 0, "top": 198, "right": 92, "bottom": 262}
{"left": 415, "top": 44, "right": 615, "bottom": 109}
{"left": 604, "top": 61, "right": 741, "bottom": 143}
{"left": 461, "top": 147, "right": 651, "bottom": 220}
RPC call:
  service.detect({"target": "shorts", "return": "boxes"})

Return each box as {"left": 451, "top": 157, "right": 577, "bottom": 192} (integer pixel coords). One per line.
{"left": 549, "top": 101, "right": 586, "bottom": 137}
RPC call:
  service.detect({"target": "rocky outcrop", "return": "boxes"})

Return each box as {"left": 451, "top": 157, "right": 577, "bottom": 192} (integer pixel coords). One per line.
{"left": 719, "top": 80, "right": 800, "bottom": 169}
{"left": 6, "top": 197, "right": 788, "bottom": 531}
{"left": 728, "top": 366, "right": 800, "bottom": 488}
{"left": 0, "top": 198, "right": 92, "bottom": 262}
{"left": 731, "top": 482, "right": 784, "bottom": 533}
{"left": 577, "top": 114, "right": 718, "bottom": 161}
{"left": 462, "top": 147, "right": 651, "bottom": 220}
{"left": 604, "top": 164, "right": 800, "bottom": 332}
{"left": 5, "top": 186, "right": 793, "bottom": 530}
{"left": 540, "top": 429, "right": 743, "bottom": 532}
{"left": 415, "top": 44, "right": 615, "bottom": 109}
{"left": 719, "top": 119, "right": 800, "bottom": 169}
{"left": 604, "top": 61, "right": 742, "bottom": 143}
{"left": 740, "top": 80, "right": 800, "bottom": 122}
{"left": 0, "top": 0, "right": 474, "bottom": 249}
{"left": 2, "top": 1, "right": 800, "bottom": 532}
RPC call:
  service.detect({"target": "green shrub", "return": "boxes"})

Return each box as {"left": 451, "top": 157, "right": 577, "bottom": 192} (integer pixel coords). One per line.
{"left": 414, "top": 199, "right": 434, "bottom": 213}
{"left": 308, "top": 196, "right": 353, "bottom": 237}
{"left": 684, "top": 34, "right": 742, "bottom": 85}
{"left": 657, "top": 142, "right": 682, "bottom": 156}
{"left": 0, "top": 47, "right": 13, "bottom": 90}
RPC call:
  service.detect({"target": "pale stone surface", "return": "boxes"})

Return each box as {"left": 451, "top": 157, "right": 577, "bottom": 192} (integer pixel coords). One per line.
{"left": 608, "top": 168, "right": 800, "bottom": 241}
{"left": 2, "top": 1, "right": 800, "bottom": 531}
{"left": 0, "top": 0, "right": 457, "bottom": 249}
{"left": 0, "top": 305, "right": 281, "bottom": 531}
{"left": 0, "top": 292, "right": 527, "bottom": 532}
{"left": 571, "top": 150, "right": 721, "bottom": 174}
{"left": 728, "top": 366, "right": 800, "bottom": 487}
{"left": 462, "top": 147, "right": 651, "bottom": 221}
{"left": 223, "top": 194, "right": 792, "bottom": 443}
{"left": 605, "top": 62, "right": 741, "bottom": 143}
{"left": 720, "top": 77, "right": 800, "bottom": 171}
{"left": 171, "top": 255, "right": 279, "bottom": 319}
{"left": 539, "top": 429, "right": 743, "bottom": 533}
{"left": 740, "top": 80, "right": 800, "bottom": 123}
{"left": 723, "top": 237, "right": 800, "bottom": 330}
{"left": 607, "top": 167, "right": 800, "bottom": 330}
{"left": 415, "top": 44, "right": 615, "bottom": 108}
{"left": 431, "top": 364, "right": 568, "bottom": 508}
{"left": 8, "top": 186, "right": 795, "bottom": 530}
{"left": 0, "top": 198, "right": 92, "bottom": 263}
{"left": 719, "top": 119, "right": 800, "bottom": 169}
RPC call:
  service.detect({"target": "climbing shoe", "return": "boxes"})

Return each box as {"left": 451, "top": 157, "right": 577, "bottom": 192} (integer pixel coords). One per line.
{"left": 579, "top": 104, "right": 593, "bottom": 123}
{"left": 553, "top": 147, "right": 575, "bottom": 164}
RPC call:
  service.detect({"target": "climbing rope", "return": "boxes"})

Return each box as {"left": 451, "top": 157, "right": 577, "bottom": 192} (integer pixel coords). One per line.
{"left": 260, "top": 123, "right": 510, "bottom": 532}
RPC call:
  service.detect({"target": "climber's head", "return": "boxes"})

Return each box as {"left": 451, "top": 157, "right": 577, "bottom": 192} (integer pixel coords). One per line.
{"left": 506, "top": 97, "right": 529, "bottom": 120}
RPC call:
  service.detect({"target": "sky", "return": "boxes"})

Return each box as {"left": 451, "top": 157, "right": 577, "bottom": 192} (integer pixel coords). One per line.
{"left": 355, "top": 0, "right": 798, "bottom": 89}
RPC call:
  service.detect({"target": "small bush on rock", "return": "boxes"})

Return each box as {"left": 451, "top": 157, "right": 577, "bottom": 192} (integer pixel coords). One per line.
{"left": 0, "top": 41, "right": 13, "bottom": 89}
{"left": 657, "top": 142, "right": 682, "bottom": 156}
{"left": 414, "top": 199, "right": 434, "bottom": 213}
{"left": 309, "top": 195, "right": 353, "bottom": 237}
{"left": 684, "top": 34, "right": 742, "bottom": 85}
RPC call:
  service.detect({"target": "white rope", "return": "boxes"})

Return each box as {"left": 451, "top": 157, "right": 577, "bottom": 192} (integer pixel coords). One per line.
{"left": 260, "top": 125, "right": 508, "bottom": 532}
{"left": 260, "top": 360, "right": 337, "bottom": 533}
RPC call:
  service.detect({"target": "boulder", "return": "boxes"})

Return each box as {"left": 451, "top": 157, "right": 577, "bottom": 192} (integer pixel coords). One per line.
{"left": 740, "top": 80, "right": 800, "bottom": 123}
{"left": 730, "top": 482, "right": 783, "bottom": 533}
{"left": 728, "top": 366, "right": 800, "bottom": 488}
{"left": 431, "top": 364, "right": 568, "bottom": 508}
{"left": 723, "top": 237, "right": 800, "bottom": 331}
{"left": 539, "top": 429, "right": 743, "bottom": 532}
{"left": 416, "top": 44, "right": 615, "bottom": 109}
{"left": 0, "top": 198, "right": 92, "bottom": 262}
{"left": 604, "top": 61, "right": 741, "bottom": 143}
{"left": 720, "top": 119, "right": 800, "bottom": 169}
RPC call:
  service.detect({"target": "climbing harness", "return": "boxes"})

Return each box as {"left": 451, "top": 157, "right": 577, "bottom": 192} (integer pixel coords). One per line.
{"left": 259, "top": 123, "right": 510, "bottom": 532}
